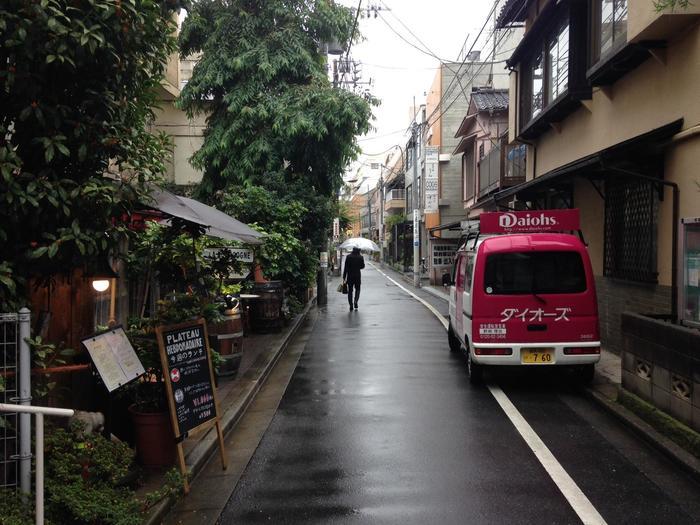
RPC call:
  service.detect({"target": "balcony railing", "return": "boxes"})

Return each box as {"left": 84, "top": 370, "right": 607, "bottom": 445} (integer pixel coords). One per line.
{"left": 386, "top": 189, "right": 405, "bottom": 201}
{"left": 384, "top": 189, "right": 405, "bottom": 210}
{"left": 477, "top": 140, "right": 526, "bottom": 199}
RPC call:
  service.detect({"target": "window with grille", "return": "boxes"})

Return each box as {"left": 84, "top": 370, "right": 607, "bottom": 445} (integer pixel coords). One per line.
{"left": 592, "top": 0, "right": 628, "bottom": 64}
{"left": 604, "top": 177, "right": 658, "bottom": 282}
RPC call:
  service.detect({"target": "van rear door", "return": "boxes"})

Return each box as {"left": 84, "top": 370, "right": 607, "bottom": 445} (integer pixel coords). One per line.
{"left": 473, "top": 247, "right": 599, "bottom": 345}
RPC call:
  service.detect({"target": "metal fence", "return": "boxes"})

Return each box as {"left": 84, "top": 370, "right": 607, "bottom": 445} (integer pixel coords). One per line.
{"left": 1, "top": 309, "right": 31, "bottom": 494}
{"left": 1, "top": 313, "right": 19, "bottom": 490}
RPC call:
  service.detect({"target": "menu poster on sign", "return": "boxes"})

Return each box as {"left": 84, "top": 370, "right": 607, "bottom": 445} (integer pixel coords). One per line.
{"left": 82, "top": 327, "right": 145, "bottom": 393}
{"left": 156, "top": 319, "right": 227, "bottom": 492}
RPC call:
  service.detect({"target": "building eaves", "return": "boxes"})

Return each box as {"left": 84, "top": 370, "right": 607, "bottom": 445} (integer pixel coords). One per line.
{"left": 495, "top": 0, "right": 529, "bottom": 29}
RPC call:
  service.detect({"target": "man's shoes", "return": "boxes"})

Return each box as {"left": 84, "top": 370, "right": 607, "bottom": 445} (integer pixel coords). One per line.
{"left": 349, "top": 305, "right": 353, "bottom": 311}
{"left": 354, "top": 303, "right": 358, "bottom": 309}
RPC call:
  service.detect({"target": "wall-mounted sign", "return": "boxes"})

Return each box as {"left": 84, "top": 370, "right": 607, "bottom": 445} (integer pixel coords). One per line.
{"left": 432, "top": 243, "right": 457, "bottom": 267}
{"left": 413, "top": 209, "right": 420, "bottom": 246}
{"left": 333, "top": 218, "right": 340, "bottom": 240}
{"left": 203, "top": 247, "right": 254, "bottom": 279}
{"left": 424, "top": 146, "right": 439, "bottom": 213}
{"left": 82, "top": 327, "right": 145, "bottom": 393}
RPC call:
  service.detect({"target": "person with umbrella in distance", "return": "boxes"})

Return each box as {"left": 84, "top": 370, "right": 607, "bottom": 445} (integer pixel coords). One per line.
{"left": 343, "top": 247, "right": 365, "bottom": 311}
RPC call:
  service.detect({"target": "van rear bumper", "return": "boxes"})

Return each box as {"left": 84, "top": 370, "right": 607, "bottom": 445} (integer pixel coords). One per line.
{"left": 471, "top": 341, "right": 601, "bottom": 366}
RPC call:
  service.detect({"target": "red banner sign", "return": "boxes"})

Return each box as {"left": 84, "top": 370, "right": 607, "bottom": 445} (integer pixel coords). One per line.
{"left": 479, "top": 209, "right": 580, "bottom": 234}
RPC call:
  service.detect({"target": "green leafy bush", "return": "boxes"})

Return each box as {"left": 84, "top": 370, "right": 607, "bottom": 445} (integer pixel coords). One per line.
{"left": 44, "top": 423, "right": 140, "bottom": 525}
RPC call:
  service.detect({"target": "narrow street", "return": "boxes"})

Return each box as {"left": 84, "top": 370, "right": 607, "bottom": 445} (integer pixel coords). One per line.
{"left": 216, "top": 265, "right": 700, "bottom": 524}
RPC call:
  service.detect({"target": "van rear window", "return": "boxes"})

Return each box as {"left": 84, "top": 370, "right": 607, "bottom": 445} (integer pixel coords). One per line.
{"left": 484, "top": 251, "right": 586, "bottom": 294}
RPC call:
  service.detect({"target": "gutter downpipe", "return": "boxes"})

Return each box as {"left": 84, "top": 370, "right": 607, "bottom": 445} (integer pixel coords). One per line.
{"left": 607, "top": 166, "right": 679, "bottom": 323}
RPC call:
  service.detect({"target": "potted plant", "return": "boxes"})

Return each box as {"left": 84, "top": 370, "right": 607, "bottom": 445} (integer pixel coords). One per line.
{"left": 124, "top": 320, "right": 176, "bottom": 469}
{"left": 124, "top": 293, "right": 225, "bottom": 468}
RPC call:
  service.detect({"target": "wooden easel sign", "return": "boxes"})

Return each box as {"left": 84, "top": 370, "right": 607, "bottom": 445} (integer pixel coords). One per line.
{"left": 155, "top": 319, "right": 227, "bottom": 493}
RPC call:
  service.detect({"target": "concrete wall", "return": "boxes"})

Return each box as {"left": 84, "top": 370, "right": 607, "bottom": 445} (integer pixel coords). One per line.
{"left": 150, "top": 104, "right": 206, "bottom": 186}
{"left": 621, "top": 312, "right": 700, "bottom": 432}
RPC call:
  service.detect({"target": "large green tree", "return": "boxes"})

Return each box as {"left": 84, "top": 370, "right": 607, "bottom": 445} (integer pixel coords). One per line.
{"left": 178, "top": 0, "right": 374, "bottom": 297}
{"left": 179, "top": 0, "right": 374, "bottom": 197}
{"left": 0, "top": 0, "right": 183, "bottom": 309}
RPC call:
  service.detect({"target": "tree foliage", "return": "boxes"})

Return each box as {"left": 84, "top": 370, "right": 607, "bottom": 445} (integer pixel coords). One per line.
{"left": 0, "top": 0, "right": 183, "bottom": 310}
{"left": 178, "top": 0, "right": 375, "bottom": 197}
{"left": 178, "top": 1, "right": 375, "bottom": 295}
{"left": 218, "top": 184, "right": 318, "bottom": 300}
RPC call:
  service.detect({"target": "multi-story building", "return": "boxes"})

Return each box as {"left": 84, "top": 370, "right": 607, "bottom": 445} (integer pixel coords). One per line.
{"left": 497, "top": 0, "right": 700, "bottom": 430}
{"left": 420, "top": 35, "right": 522, "bottom": 283}
{"left": 453, "top": 88, "right": 526, "bottom": 216}
{"left": 151, "top": 53, "right": 206, "bottom": 186}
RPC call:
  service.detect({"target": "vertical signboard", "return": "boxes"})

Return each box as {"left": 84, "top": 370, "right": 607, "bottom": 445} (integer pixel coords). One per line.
{"left": 413, "top": 209, "right": 420, "bottom": 246}
{"left": 424, "top": 146, "right": 439, "bottom": 213}
{"left": 333, "top": 217, "right": 340, "bottom": 241}
{"left": 156, "top": 319, "right": 227, "bottom": 493}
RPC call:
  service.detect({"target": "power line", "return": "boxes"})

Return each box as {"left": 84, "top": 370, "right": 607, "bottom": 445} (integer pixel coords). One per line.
{"left": 379, "top": 0, "right": 441, "bottom": 60}
{"left": 428, "top": 2, "right": 527, "bottom": 129}
{"left": 357, "top": 128, "right": 407, "bottom": 141}
{"left": 376, "top": 12, "right": 450, "bottom": 63}
{"left": 422, "top": 0, "right": 502, "bottom": 128}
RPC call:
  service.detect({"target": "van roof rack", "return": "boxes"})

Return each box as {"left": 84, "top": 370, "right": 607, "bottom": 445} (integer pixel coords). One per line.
{"left": 458, "top": 209, "right": 587, "bottom": 248}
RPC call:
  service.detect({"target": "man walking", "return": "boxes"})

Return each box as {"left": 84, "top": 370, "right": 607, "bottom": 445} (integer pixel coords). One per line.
{"left": 343, "top": 247, "right": 365, "bottom": 311}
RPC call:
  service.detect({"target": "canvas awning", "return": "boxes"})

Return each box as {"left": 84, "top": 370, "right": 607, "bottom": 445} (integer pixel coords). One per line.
{"left": 146, "top": 185, "right": 264, "bottom": 245}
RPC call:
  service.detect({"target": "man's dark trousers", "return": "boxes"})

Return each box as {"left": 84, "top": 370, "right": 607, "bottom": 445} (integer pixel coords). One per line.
{"left": 347, "top": 281, "right": 360, "bottom": 307}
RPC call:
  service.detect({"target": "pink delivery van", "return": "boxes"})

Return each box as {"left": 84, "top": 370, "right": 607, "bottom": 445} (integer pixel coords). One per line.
{"left": 447, "top": 209, "right": 601, "bottom": 383}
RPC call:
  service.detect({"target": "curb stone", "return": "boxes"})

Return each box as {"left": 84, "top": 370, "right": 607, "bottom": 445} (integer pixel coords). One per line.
{"left": 382, "top": 265, "right": 700, "bottom": 484}
{"left": 581, "top": 387, "right": 700, "bottom": 484}
{"left": 144, "top": 297, "right": 317, "bottom": 525}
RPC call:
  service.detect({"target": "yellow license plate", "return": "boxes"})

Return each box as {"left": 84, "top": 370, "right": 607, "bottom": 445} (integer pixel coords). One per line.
{"left": 521, "top": 348, "right": 555, "bottom": 364}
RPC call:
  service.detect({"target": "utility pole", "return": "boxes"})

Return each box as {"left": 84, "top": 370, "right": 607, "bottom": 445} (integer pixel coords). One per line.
{"left": 379, "top": 169, "right": 384, "bottom": 267}
{"left": 412, "top": 122, "right": 420, "bottom": 288}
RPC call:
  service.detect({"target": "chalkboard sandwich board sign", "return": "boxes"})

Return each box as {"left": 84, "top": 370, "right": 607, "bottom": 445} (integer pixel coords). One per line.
{"left": 155, "top": 319, "right": 227, "bottom": 493}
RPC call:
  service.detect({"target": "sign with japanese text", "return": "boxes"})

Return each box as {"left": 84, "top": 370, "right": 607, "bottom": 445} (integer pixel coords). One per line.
{"left": 424, "top": 146, "right": 439, "bottom": 213}
{"left": 156, "top": 320, "right": 219, "bottom": 438}
{"left": 413, "top": 209, "right": 420, "bottom": 246}
{"left": 479, "top": 209, "right": 580, "bottom": 234}
{"left": 82, "top": 327, "right": 145, "bottom": 393}
{"left": 333, "top": 218, "right": 340, "bottom": 240}
{"left": 155, "top": 319, "right": 227, "bottom": 493}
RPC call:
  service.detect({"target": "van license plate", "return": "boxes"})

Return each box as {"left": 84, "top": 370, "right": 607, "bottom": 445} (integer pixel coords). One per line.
{"left": 521, "top": 348, "right": 555, "bottom": 364}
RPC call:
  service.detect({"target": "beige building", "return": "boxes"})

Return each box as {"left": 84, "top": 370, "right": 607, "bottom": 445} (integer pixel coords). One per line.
{"left": 152, "top": 53, "right": 206, "bottom": 186}
{"left": 497, "top": 0, "right": 700, "bottom": 353}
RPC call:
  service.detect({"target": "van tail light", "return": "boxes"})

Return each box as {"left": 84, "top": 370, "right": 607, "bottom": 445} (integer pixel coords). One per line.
{"left": 475, "top": 348, "right": 512, "bottom": 356}
{"left": 563, "top": 347, "right": 600, "bottom": 355}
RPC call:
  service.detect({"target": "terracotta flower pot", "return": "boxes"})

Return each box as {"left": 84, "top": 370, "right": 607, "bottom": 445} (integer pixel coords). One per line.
{"left": 128, "top": 405, "right": 176, "bottom": 468}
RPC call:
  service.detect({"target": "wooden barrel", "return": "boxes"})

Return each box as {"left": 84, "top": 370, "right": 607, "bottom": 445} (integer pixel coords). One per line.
{"left": 251, "top": 281, "right": 284, "bottom": 333}
{"left": 209, "top": 307, "right": 244, "bottom": 355}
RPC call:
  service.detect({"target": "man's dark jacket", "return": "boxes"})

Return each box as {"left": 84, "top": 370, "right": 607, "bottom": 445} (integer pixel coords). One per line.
{"left": 343, "top": 253, "right": 365, "bottom": 284}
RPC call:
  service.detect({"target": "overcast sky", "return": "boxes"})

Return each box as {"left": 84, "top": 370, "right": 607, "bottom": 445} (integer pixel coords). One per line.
{"left": 337, "top": 0, "right": 500, "bottom": 189}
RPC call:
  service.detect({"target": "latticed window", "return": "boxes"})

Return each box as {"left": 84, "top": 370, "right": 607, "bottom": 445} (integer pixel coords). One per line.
{"left": 604, "top": 178, "right": 658, "bottom": 282}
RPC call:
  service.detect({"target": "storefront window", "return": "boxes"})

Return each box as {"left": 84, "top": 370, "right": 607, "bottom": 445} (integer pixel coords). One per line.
{"left": 682, "top": 218, "right": 700, "bottom": 327}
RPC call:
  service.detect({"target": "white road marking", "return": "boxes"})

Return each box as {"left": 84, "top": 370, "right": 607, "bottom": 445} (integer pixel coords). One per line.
{"left": 371, "top": 265, "right": 448, "bottom": 329}
{"left": 488, "top": 384, "right": 607, "bottom": 525}
{"left": 372, "top": 263, "right": 608, "bottom": 525}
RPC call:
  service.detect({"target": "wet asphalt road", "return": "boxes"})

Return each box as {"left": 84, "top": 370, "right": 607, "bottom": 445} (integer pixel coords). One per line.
{"left": 219, "top": 265, "right": 700, "bottom": 524}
